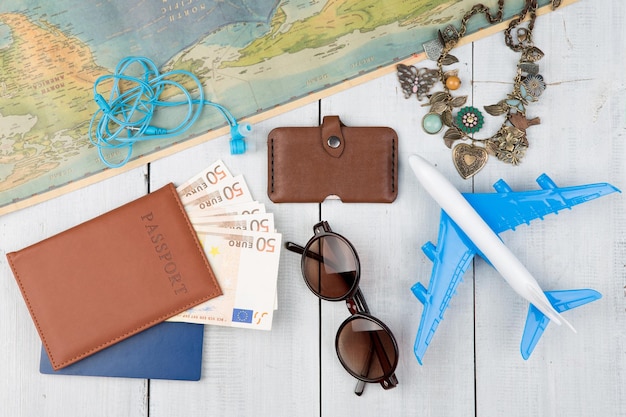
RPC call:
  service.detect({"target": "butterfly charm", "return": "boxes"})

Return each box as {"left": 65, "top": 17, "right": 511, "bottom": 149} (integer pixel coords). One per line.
{"left": 397, "top": 64, "right": 439, "bottom": 101}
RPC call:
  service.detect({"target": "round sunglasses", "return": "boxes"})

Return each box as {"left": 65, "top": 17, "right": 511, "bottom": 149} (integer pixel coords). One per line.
{"left": 285, "top": 221, "right": 398, "bottom": 396}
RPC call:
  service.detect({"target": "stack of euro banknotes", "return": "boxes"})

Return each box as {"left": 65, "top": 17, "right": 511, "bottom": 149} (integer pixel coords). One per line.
{"left": 167, "top": 160, "right": 281, "bottom": 331}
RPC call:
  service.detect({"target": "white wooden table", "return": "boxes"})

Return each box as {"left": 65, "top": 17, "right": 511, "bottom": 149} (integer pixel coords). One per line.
{"left": 1, "top": 1, "right": 625, "bottom": 415}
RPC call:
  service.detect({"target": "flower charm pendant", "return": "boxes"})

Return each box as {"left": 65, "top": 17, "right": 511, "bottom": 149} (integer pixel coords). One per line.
{"left": 456, "top": 106, "right": 484, "bottom": 134}
{"left": 523, "top": 74, "right": 546, "bottom": 99}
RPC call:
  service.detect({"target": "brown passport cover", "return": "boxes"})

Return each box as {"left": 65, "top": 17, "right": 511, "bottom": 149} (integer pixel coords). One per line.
{"left": 7, "top": 183, "right": 222, "bottom": 370}
{"left": 268, "top": 115, "right": 398, "bottom": 203}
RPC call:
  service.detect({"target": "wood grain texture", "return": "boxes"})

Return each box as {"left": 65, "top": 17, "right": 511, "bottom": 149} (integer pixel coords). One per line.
{"left": 0, "top": 168, "right": 149, "bottom": 417}
{"left": 472, "top": 1, "right": 626, "bottom": 415}
{"left": 0, "top": 1, "right": 624, "bottom": 416}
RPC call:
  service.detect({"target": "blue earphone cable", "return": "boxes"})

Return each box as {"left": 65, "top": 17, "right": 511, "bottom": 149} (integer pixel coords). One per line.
{"left": 89, "top": 56, "right": 251, "bottom": 168}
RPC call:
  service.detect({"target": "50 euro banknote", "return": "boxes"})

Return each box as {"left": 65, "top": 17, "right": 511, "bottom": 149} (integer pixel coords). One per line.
{"left": 177, "top": 159, "right": 233, "bottom": 204}
{"left": 193, "top": 213, "right": 275, "bottom": 235}
{"left": 168, "top": 226, "right": 281, "bottom": 330}
{"left": 183, "top": 175, "right": 254, "bottom": 213}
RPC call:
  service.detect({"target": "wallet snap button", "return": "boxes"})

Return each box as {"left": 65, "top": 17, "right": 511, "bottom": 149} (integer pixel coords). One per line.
{"left": 327, "top": 135, "right": 341, "bottom": 149}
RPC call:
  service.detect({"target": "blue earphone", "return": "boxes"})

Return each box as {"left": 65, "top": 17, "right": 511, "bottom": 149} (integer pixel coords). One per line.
{"left": 89, "top": 56, "right": 251, "bottom": 168}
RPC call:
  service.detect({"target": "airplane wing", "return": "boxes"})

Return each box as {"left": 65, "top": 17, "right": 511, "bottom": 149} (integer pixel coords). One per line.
{"left": 411, "top": 210, "right": 476, "bottom": 365}
{"left": 462, "top": 174, "right": 620, "bottom": 235}
{"left": 520, "top": 289, "right": 602, "bottom": 359}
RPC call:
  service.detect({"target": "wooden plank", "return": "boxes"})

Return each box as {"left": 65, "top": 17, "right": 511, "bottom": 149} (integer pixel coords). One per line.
{"left": 472, "top": 1, "right": 626, "bottom": 415}
{"left": 147, "top": 102, "right": 322, "bottom": 417}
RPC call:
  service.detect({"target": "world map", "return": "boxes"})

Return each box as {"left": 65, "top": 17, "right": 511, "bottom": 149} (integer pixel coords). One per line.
{"left": 0, "top": 0, "right": 561, "bottom": 214}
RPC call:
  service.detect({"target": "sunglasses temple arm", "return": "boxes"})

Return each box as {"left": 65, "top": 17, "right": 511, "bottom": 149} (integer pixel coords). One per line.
{"left": 285, "top": 241, "right": 305, "bottom": 255}
{"left": 286, "top": 242, "right": 346, "bottom": 275}
{"left": 354, "top": 351, "right": 371, "bottom": 395}
{"left": 350, "top": 323, "right": 398, "bottom": 394}
{"left": 370, "top": 330, "right": 398, "bottom": 391}
{"left": 350, "top": 290, "right": 398, "bottom": 392}
{"left": 285, "top": 241, "right": 328, "bottom": 264}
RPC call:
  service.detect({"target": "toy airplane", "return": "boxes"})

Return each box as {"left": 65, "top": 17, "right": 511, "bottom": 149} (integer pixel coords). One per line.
{"left": 408, "top": 154, "right": 620, "bottom": 364}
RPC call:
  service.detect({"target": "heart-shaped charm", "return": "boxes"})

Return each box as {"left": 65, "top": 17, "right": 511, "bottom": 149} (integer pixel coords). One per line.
{"left": 452, "top": 143, "right": 488, "bottom": 179}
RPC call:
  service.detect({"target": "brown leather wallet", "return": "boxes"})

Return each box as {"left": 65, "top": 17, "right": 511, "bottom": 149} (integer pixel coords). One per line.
{"left": 267, "top": 116, "right": 398, "bottom": 203}
{"left": 7, "top": 184, "right": 222, "bottom": 370}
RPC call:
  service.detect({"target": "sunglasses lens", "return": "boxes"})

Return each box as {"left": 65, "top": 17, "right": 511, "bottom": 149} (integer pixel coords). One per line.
{"left": 302, "top": 235, "right": 358, "bottom": 299}
{"left": 336, "top": 315, "right": 397, "bottom": 382}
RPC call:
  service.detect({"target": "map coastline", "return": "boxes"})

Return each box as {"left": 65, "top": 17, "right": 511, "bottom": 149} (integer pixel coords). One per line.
{"left": 0, "top": 0, "right": 573, "bottom": 215}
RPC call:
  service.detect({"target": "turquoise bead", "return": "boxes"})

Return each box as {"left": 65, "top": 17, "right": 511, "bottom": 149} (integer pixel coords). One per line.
{"left": 422, "top": 113, "right": 443, "bottom": 134}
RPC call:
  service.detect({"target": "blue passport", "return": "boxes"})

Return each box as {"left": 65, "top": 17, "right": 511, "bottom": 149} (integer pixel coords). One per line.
{"left": 40, "top": 322, "right": 204, "bottom": 381}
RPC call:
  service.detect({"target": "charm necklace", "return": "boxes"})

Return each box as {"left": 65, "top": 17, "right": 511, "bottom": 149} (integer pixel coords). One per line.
{"left": 397, "top": 0, "right": 561, "bottom": 179}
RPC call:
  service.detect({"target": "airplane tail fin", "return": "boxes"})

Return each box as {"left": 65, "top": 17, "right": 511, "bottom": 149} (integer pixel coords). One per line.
{"left": 520, "top": 289, "right": 601, "bottom": 360}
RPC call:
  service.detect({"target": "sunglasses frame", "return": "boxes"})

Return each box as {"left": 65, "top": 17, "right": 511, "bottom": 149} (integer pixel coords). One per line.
{"left": 285, "top": 221, "right": 399, "bottom": 395}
